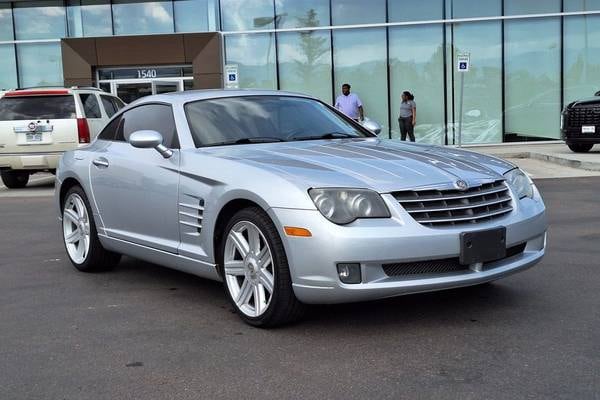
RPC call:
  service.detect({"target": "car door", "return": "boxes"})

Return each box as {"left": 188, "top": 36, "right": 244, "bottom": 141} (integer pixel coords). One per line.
{"left": 89, "top": 103, "right": 181, "bottom": 253}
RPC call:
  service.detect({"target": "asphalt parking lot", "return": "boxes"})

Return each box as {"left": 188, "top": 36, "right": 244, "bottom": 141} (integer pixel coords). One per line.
{"left": 1, "top": 177, "right": 599, "bottom": 400}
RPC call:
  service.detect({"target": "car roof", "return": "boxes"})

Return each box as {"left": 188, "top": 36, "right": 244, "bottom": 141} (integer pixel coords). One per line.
{"left": 131, "top": 89, "right": 315, "bottom": 107}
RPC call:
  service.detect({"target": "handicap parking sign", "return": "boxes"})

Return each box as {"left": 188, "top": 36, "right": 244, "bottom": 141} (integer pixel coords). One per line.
{"left": 224, "top": 64, "right": 239, "bottom": 88}
{"left": 457, "top": 53, "right": 470, "bottom": 72}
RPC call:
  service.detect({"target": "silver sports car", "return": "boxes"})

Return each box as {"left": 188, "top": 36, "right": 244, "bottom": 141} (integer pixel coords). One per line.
{"left": 56, "top": 90, "right": 547, "bottom": 327}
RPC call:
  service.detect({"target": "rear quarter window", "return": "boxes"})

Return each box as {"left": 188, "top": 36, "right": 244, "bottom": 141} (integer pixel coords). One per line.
{"left": 100, "top": 95, "right": 118, "bottom": 118}
{"left": 79, "top": 93, "right": 102, "bottom": 118}
{"left": 0, "top": 95, "right": 76, "bottom": 120}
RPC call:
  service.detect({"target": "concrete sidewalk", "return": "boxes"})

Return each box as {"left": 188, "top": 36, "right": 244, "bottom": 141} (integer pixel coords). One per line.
{"left": 465, "top": 142, "right": 600, "bottom": 179}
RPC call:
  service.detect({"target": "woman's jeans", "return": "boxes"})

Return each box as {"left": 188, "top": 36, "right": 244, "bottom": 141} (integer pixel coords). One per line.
{"left": 399, "top": 117, "right": 415, "bottom": 142}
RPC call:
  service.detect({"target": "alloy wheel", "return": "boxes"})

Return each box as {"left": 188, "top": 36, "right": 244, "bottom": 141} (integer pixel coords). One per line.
{"left": 224, "top": 221, "right": 275, "bottom": 317}
{"left": 63, "top": 193, "right": 91, "bottom": 264}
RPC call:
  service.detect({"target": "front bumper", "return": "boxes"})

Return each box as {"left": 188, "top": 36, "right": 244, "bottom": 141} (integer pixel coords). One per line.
{"left": 0, "top": 152, "right": 62, "bottom": 171}
{"left": 268, "top": 192, "right": 547, "bottom": 305}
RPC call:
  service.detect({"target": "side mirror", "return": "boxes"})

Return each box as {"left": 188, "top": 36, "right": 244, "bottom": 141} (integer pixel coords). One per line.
{"left": 595, "top": 90, "right": 600, "bottom": 97}
{"left": 128, "top": 130, "right": 173, "bottom": 159}
{"left": 362, "top": 118, "right": 382, "bottom": 135}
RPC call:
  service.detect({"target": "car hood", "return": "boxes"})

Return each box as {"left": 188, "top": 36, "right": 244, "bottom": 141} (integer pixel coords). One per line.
{"left": 200, "top": 138, "right": 515, "bottom": 192}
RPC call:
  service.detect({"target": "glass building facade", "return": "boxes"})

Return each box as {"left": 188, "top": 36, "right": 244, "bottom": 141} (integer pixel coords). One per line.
{"left": 1, "top": 0, "right": 600, "bottom": 143}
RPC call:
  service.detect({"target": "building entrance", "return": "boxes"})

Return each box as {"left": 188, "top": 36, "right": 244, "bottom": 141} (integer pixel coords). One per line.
{"left": 96, "top": 66, "right": 194, "bottom": 103}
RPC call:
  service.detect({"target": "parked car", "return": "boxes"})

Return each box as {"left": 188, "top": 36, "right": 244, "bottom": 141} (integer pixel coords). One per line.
{"left": 561, "top": 90, "right": 600, "bottom": 153}
{"left": 0, "top": 87, "right": 125, "bottom": 188}
{"left": 55, "top": 90, "right": 547, "bottom": 327}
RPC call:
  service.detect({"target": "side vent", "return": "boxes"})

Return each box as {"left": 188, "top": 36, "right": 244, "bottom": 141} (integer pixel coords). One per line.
{"left": 178, "top": 195, "right": 204, "bottom": 236}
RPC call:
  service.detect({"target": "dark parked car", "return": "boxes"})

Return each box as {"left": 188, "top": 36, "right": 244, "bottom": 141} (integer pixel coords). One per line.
{"left": 561, "top": 91, "right": 600, "bottom": 153}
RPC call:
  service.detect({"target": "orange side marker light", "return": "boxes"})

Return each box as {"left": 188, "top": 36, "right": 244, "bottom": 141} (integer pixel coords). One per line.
{"left": 284, "top": 226, "right": 312, "bottom": 237}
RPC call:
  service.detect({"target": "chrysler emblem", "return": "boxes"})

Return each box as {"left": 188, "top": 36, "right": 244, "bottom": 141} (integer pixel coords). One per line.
{"left": 28, "top": 122, "right": 37, "bottom": 132}
{"left": 455, "top": 180, "right": 469, "bottom": 191}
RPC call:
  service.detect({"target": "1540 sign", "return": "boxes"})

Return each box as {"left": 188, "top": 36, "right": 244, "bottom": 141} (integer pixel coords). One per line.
{"left": 137, "top": 69, "right": 158, "bottom": 79}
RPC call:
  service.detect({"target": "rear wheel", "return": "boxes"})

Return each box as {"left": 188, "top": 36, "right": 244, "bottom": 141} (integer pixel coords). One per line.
{"left": 62, "top": 186, "right": 121, "bottom": 272}
{"left": 568, "top": 143, "right": 594, "bottom": 153}
{"left": 1, "top": 170, "right": 29, "bottom": 189}
{"left": 219, "top": 207, "right": 305, "bottom": 327}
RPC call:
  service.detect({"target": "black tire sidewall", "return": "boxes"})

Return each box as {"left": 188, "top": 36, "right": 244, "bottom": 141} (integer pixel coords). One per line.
{"left": 568, "top": 143, "right": 594, "bottom": 153}
{"left": 1, "top": 171, "right": 29, "bottom": 189}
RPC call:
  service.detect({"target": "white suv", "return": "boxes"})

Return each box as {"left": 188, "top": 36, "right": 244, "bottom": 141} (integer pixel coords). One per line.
{"left": 0, "top": 87, "right": 125, "bottom": 188}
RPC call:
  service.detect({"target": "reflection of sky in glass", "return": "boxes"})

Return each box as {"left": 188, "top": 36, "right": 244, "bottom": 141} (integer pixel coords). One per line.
{"left": 174, "top": 0, "right": 215, "bottom": 32}
{"left": 505, "top": 18, "right": 561, "bottom": 139}
{"left": 275, "top": 0, "right": 329, "bottom": 28}
{"left": 389, "top": 0, "right": 442, "bottom": 22}
{"left": 0, "top": 45, "right": 18, "bottom": 90}
{"left": 564, "top": 0, "right": 600, "bottom": 11}
{"left": 564, "top": 14, "right": 600, "bottom": 103}
{"left": 452, "top": 0, "right": 500, "bottom": 18}
{"left": 389, "top": 25, "right": 444, "bottom": 143}
{"left": 112, "top": 0, "right": 174, "bottom": 35}
{"left": 452, "top": 21, "right": 502, "bottom": 144}
{"left": 504, "top": 0, "right": 560, "bottom": 15}
{"left": 0, "top": 5, "right": 13, "bottom": 40}
{"left": 278, "top": 31, "right": 332, "bottom": 103}
{"left": 221, "top": 0, "right": 273, "bottom": 31}
{"left": 81, "top": 0, "right": 112, "bottom": 36}
{"left": 333, "top": 28, "right": 388, "bottom": 136}
{"left": 225, "top": 34, "right": 277, "bottom": 89}
{"left": 14, "top": 1, "right": 66, "bottom": 40}
{"left": 331, "top": 0, "right": 385, "bottom": 25}
{"left": 17, "top": 43, "right": 63, "bottom": 87}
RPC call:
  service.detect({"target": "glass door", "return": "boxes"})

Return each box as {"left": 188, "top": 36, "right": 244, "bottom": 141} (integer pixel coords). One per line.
{"left": 116, "top": 82, "right": 152, "bottom": 104}
{"left": 152, "top": 81, "right": 181, "bottom": 95}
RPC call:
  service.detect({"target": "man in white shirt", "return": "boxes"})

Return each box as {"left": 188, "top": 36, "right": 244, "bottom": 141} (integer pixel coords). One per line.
{"left": 334, "top": 83, "right": 364, "bottom": 122}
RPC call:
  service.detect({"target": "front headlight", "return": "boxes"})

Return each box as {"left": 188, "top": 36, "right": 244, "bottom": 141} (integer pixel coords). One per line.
{"left": 504, "top": 168, "right": 534, "bottom": 199}
{"left": 308, "top": 188, "right": 391, "bottom": 225}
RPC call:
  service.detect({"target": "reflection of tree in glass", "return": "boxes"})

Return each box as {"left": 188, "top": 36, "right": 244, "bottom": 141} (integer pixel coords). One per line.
{"left": 293, "top": 9, "right": 329, "bottom": 89}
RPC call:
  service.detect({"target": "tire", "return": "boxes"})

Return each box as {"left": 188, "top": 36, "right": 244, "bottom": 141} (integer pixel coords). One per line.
{"left": 62, "top": 185, "right": 121, "bottom": 272}
{"left": 568, "top": 143, "right": 594, "bottom": 153}
{"left": 219, "top": 207, "right": 305, "bottom": 327}
{"left": 1, "top": 170, "right": 29, "bottom": 189}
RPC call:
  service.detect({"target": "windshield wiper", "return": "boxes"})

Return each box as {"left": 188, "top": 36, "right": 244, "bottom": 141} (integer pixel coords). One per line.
{"left": 291, "top": 132, "right": 358, "bottom": 141}
{"left": 204, "top": 137, "right": 286, "bottom": 147}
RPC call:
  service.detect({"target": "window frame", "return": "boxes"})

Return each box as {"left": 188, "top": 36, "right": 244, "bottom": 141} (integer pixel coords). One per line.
{"left": 105, "top": 102, "right": 180, "bottom": 149}
{"left": 100, "top": 94, "right": 118, "bottom": 118}
{"left": 79, "top": 92, "right": 102, "bottom": 119}
{"left": 183, "top": 94, "right": 376, "bottom": 148}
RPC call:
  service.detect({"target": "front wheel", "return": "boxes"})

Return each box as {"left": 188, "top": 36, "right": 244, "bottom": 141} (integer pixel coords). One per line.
{"left": 1, "top": 170, "right": 29, "bottom": 189}
{"left": 62, "top": 186, "right": 121, "bottom": 272}
{"left": 219, "top": 207, "right": 305, "bottom": 327}
{"left": 568, "top": 143, "right": 594, "bottom": 153}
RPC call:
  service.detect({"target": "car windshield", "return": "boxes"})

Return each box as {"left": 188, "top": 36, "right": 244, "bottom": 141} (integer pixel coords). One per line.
{"left": 184, "top": 95, "right": 373, "bottom": 147}
{"left": 0, "top": 95, "right": 76, "bottom": 120}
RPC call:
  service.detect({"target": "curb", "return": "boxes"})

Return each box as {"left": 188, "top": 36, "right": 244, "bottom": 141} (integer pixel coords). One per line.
{"left": 492, "top": 151, "right": 600, "bottom": 171}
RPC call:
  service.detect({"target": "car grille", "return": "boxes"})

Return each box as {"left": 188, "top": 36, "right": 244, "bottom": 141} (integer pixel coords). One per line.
{"left": 566, "top": 105, "right": 600, "bottom": 136}
{"left": 392, "top": 180, "right": 513, "bottom": 227}
{"left": 382, "top": 243, "right": 526, "bottom": 277}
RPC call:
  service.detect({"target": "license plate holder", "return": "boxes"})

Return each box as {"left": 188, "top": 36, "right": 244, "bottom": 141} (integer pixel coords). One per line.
{"left": 26, "top": 133, "right": 43, "bottom": 142}
{"left": 460, "top": 227, "right": 506, "bottom": 265}
{"left": 582, "top": 125, "right": 596, "bottom": 134}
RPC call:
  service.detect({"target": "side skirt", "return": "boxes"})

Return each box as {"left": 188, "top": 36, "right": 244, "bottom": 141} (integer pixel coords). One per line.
{"left": 99, "top": 234, "right": 222, "bottom": 282}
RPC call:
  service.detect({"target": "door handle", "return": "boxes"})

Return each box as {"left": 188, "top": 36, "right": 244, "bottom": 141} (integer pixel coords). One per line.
{"left": 92, "top": 158, "right": 109, "bottom": 168}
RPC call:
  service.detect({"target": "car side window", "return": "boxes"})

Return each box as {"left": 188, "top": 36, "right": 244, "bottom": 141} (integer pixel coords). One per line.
{"left": 100, "top": 95, "right": 118, "bottom": 118}
{"left": 115, "top": 104, "right": 179, "bottom": 148}
{"left": 98, "top": 116, "right": 122, "bottom": 141}
{"left": 79, "top": 93, "right": 102, "bottom": 119}
{"left": 112, "top": 97, "right": 126, "bottom": 110}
